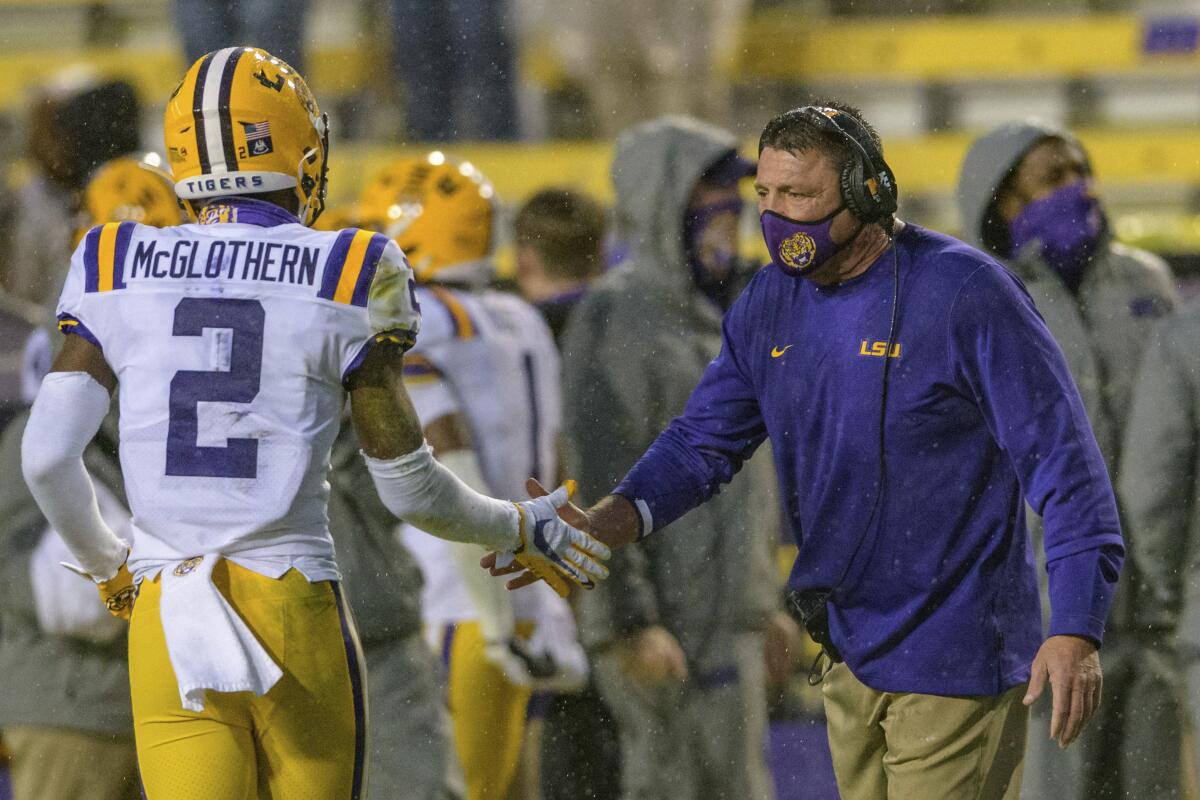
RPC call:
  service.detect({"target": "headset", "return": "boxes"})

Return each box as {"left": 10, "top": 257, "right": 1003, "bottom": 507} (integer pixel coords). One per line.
{"left": 780, "top": 105, "right": 900, "bottom": 233}
{"left": 779, "top": 106, "right": 903, "bottom": 681}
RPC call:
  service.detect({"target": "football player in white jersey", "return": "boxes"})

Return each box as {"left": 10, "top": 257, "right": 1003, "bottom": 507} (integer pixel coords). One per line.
{"left": 360, "top": 154, "right": 590, "bottom": 800}
{"left": 18, "top": 47, "right": 608, "bottom": 800}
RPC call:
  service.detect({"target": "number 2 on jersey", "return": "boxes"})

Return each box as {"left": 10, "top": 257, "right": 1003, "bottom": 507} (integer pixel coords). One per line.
{"left": 166, "top": 298, "right": 264, "bottom": 478}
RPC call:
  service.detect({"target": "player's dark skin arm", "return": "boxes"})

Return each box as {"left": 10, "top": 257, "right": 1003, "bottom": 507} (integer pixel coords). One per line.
{"left": 346, "top": 343, "right": 426, "bottom": 459}
{"left": 50, "top": 335, "right": 117, "bottom": 392}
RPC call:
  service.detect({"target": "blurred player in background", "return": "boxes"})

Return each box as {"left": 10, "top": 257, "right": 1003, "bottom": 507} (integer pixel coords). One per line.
{"left": 513, "top": 187, "right": 608, "bottom": 345}
{"left": 0, "top": 154, "right": 182, "bottom": 800}
{"left": 514, "top": 186, "right": 623, "bottom": 800}
{"left": 1, "top": 72, "right": 140, "bottom": 310}
{"left": 77, "top": 155, "right": 186, "bottom": 238}
{"left": 361, "top": 153, "right": 591, "bottom": 800}
{"left": 19, "top": 47, "right": 607, "bottom": 800}
{"left": 957, "top": 122, "right": 1182, "bottom": 800}
{"left": 560, "top": 116, "right": 789, "bottom": 800}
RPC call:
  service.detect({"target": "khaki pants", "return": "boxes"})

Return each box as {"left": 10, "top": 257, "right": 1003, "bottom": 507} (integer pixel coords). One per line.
{"left": 3, "top": 726, "right": 139, "bottom": 800}
{"left": 823, "top": 663, "right": 1028, "bottom": 800}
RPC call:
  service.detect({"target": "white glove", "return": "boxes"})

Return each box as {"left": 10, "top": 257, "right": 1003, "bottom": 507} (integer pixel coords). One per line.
{"left": 509, "top": 483, "right": 610, "bottom": 597}
{"left": 484, "top": 634, "right": 586, "bottom": 692}
{"left": 484, "top": 638, "right": 537, "bottom": 687}
{"left": 526, "top": 603, "right": 589, "bottom": 692}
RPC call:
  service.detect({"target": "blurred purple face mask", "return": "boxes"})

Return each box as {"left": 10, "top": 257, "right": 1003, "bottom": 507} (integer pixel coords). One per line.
{"left": 1009, "top": 181, "right": 1105, "bottom": 278}
{"left": 760, "top": 206, "right": 848, "bottom": 277}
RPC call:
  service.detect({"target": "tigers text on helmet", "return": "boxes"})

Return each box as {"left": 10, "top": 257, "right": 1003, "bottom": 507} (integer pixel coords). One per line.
{"left": 163, "top": 46, "right": 329, "bottom": 226}
{"left": 358, "top": 152, "right": 496, "bottom": 285}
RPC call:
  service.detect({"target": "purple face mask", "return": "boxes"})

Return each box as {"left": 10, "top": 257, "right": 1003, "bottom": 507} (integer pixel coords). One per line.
{"left": 1009, "top": 181, "right": 1105, "bottom": 281}
{"left": 761, "top": 206, "right": 848, "bottom": 277}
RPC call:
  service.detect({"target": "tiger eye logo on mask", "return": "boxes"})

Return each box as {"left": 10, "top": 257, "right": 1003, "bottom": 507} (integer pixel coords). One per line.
{"left": 779, "top": 231, "right": 817, "bottom": 271}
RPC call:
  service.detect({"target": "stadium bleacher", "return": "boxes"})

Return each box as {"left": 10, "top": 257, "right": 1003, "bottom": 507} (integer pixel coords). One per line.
{"left": 0, "top": 2, "right": 1195, "bottom": 261}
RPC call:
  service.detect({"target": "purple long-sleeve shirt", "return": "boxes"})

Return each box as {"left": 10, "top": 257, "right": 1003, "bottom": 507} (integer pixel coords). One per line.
{"left": 615, "top": 224, "right": 1123, "bottom": 696}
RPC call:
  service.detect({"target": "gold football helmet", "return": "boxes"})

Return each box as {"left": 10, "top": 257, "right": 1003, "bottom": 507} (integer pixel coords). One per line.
{"left": 359, "top": 152, "right": 495, "bottom": 284}
{"left": 311, "top": 203, "right": 361, "bottom": 232}
{"left": 82, "top": 153, "right": 184, "bottom": 228}
{"left": 163, "top": 46, "right": 328, "bottom": 226}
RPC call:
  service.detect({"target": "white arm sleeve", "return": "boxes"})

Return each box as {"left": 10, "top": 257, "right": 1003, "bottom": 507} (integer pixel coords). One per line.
{"left": 21, "top": 372, "right": 127, "bottom": 580}
{"left": 364, "top": 443, "right": 521, "bottom": 553}
{"left": 439, "top": 447, "right": 516, "bottom": 643}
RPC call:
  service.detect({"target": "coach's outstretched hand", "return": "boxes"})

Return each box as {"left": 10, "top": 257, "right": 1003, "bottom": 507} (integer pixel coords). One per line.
{"left": 483, "top": 479, "right": 610, "bottom": 597}
{"left": 1023, "top": 634, "right": 1103, "bottom": 749}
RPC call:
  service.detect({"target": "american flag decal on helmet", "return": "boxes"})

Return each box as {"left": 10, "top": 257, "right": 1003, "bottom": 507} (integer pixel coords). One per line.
{"left": 242, "top": 120, "right": 274, "bottom": 156}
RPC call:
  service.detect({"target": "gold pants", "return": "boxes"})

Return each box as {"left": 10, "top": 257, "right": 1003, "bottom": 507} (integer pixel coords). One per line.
{"left": 129, "top": 560, "right": 367, "bottom": 799}
{"left": 442, "top": 620, "right": 533, "bottom": 800}
{"left": 823, "top": 662, "right": 1028, "bottom": 800}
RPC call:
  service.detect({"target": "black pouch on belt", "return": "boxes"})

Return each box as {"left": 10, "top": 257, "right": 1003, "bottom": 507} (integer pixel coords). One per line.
{"left": 785, "top": 587, "right": 843, "bottom": 664}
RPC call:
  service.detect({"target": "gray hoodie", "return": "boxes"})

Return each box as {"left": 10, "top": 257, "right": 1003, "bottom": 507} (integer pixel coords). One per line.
{"left": 1120, "top": 308, "right": 1200, "bottom": 648}
{"left": 0, "top": 412, "right": 132, "bottom": 736}
{"left": 562, "top": 117, "right": 778, "bottom": 663}
{"left": 957, "top": 121, "right": 1177, "bottom": 631}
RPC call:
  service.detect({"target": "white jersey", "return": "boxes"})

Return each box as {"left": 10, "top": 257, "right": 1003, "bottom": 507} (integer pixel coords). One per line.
{"left": 56, "top": 201, "right": 420, "bottom": 581}
{"left": 399, "top": 285, "right": 564, "bottom": 625}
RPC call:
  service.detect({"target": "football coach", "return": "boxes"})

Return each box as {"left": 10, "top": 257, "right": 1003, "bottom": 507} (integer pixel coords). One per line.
{"left": 493, "top": 102, "right": 1124, "bottom": 800}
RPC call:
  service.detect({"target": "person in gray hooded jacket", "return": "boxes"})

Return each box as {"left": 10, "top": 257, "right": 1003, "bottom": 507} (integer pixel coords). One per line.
{"left": 1120, "top": 297, "right": 1200, "bottom": 793}
{"left": 957, "top": 120, "right": 1182, "bottom": 800}
{"left": 561, "top": 115, "right": 799, "bottom": 800}
{"left": 0, "top": 322, "right": 138, "bottom": 800}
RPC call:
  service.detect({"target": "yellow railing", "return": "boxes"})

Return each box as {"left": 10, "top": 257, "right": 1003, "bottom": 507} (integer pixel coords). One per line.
{"left": 735, "top": 12, "right": 1200, "bottom": 81}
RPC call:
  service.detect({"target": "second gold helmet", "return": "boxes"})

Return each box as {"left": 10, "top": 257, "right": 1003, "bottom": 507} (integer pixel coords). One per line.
{"left": 82, "top": 153, "right": 184, "bottom": 229}
{"left": 359, "top": 152, "right": 495, "bottom": 284}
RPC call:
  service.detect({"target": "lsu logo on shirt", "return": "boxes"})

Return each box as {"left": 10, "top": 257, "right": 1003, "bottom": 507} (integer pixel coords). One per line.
{"left": 859, "top": 339, "right": 901, "bottom": 359}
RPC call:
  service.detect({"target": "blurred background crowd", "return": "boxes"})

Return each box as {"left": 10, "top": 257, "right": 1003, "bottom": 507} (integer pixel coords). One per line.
{"left": 0, "top": 0, "right": 1198, "bottom": 799}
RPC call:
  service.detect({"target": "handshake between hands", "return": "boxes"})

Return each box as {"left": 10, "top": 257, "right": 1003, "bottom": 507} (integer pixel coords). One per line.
{"left": 483, "top": 478, "right": 612, "bottom": 597}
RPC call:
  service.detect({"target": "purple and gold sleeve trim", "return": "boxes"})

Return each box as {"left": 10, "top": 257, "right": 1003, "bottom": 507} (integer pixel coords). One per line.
{"left": 341, "top": 327, "right": 418, "bottom": 386}
{"left": 57, "top": 314, "right": 102, "bottom": 351}
{"left": 82, "top": 221, "right": 135, "bottom": 293}
{"left": 319, "top": 229, "right": 390, "bottom": 308}
{"left": 401, "top": 353, "right": 443, "bottom": 385}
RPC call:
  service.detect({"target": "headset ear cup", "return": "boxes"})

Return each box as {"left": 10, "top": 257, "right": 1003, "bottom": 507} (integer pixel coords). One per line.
{"left": 875, "top": 166, "right": 899, "bottom": 219}
{"left": 841, "top": 158, "right": 877, "bottom": 224}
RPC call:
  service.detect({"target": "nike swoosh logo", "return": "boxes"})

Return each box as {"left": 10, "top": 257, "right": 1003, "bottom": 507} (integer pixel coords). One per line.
{"left": 771, "top": 345, "right": 793, "bottom": 358}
